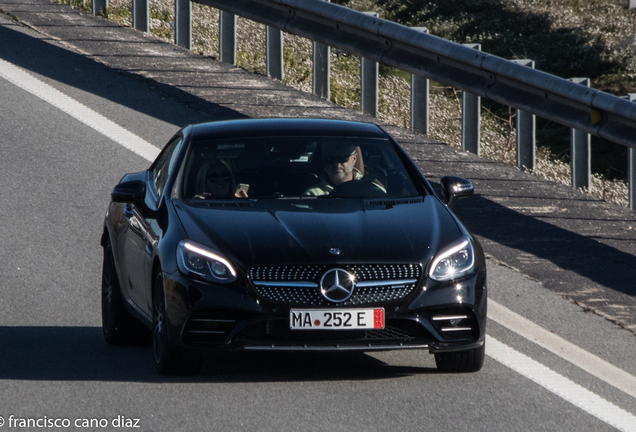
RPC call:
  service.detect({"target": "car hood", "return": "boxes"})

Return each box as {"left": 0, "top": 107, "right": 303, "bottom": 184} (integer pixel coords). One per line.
{"left": 173, "top": 197, "right": 462, "bottom": 267}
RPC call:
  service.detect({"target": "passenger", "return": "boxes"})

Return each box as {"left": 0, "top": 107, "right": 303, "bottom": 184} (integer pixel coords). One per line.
{"left": 304, "top": 143, "right": 384, "bottom": 196}
{"left": 195, "top": 160, "right": 248, "bottom": 198}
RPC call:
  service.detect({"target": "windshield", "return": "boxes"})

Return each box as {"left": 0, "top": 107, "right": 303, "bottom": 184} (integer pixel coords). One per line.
{"left": 180, "top": 136, "right": 422, "bottom": 200}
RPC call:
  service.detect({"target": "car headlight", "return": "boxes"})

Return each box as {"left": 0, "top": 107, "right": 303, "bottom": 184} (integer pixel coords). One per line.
{"left": 177, "top": 240, "right": 237, "bottom": 284}
{"left": 429, "top": 237, "right": 475, "bottom": 282}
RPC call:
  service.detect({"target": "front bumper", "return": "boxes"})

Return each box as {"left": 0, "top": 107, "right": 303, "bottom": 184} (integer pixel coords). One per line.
{"left": 162, "top": 268, "right": 487, "bottom": 356}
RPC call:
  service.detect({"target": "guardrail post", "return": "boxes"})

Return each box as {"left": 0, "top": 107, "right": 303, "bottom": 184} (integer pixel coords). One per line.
{"left": 92, "top": 0, "right": 107, "bottom": 16}
{"left": 266, "top": 26, "right": 284, "bottom": 80}
{"left": 175, "top": 0, "right": 191, "bottom": 49}
{"left": 631, "top": 146, "right": 636, "bottom": 210}
{"left": 313, "top": 41, "right": 330, "bottom": 99}
{"left": 569, "top": 78, "right": 591, "bottom": 189}
{"left": 410, "top": 27, "right": 429, "bottom": 135}
{"left": 625, "top": 94, "right": 636, "bottom": 210}
{"left": 132, "top": 0, "right": 149, "bottom": 32}
{"left": 462, "top": 44, "right": 481, "bottom": 155}
{"left": 312, "top": 0, "right": 330, "bottom": 100}
{"left": 219, "top": 11, "right": 237, "bottom": 65}
{"left": 512, "top": 60, "right": 536, "bottom": 170}
{"left": 360, "top": 12, "right": 379, "bottom": 117}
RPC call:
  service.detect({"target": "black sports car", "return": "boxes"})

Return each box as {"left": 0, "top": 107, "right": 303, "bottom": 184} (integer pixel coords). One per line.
{"left": 101, "top": 118, "right": 486, "bottom": 374}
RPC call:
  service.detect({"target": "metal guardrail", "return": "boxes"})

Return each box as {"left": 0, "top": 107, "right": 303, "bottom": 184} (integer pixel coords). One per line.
{"left": 93, "top": 0, "right": 636, "bottom": 209}
{"left": 192, "top": 0, "right": 636, "bottom": 148}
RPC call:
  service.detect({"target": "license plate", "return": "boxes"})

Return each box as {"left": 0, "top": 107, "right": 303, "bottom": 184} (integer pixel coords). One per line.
{"left": 290, "top": 309, "right": 384, "bottom": 330}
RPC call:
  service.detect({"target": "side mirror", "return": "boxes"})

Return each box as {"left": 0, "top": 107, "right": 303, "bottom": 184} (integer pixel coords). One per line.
{"left": 111, "top": 180, "right": 146, "bottom": 203}
{"left": 440, "top": 176, "right": 474, "bottom": 209}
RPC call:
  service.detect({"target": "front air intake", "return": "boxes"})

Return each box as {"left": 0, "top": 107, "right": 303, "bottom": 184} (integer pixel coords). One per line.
{"left": 429, "top": 307, "right": 479, "bottom": 340}
{"left": 182, "top": 311, "right": 242, "bottom": 345}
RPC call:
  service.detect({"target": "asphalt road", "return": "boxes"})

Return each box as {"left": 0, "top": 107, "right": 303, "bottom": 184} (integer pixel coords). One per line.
{"left": 0, "top": 12, "right": 635, "bottom": 432}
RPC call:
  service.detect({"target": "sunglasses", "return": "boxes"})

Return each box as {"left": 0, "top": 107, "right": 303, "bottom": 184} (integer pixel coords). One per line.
{"left": 324, "top": 155, "right": 353, "bottom": 164}
{"left": 207, "top": 173, "right": 231, "bottom": 182}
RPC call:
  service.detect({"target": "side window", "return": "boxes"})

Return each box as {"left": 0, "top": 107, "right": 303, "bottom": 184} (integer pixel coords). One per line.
{"left": 150, "top": 137, "right": 183, "bottom": 197}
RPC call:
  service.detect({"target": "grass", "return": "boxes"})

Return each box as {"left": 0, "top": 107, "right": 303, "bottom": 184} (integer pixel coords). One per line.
{"left": 60, "top": 0, "right": 636, "bottom": 207}
{"left": 52, "top": 0, "right": 92, "bottom": 13}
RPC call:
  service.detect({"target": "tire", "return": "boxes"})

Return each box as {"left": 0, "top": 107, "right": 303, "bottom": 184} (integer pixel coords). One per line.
{"left": 152, "top": 271, "right": 201, "bottom": 375}
{"left": 434, "top": 342, "right": 485, "bottom": 373}
{"left": 102, "top": 243, "right": 146, "bottom": 345}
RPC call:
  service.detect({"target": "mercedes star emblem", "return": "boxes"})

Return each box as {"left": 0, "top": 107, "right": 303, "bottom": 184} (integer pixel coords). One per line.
{"left": 320, "top": 268, "right": 355, "bottom": 303}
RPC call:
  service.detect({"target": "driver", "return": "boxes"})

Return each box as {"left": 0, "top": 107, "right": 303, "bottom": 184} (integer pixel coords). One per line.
{"left": 304, "top": 143, "right": 384, "bottom": 196}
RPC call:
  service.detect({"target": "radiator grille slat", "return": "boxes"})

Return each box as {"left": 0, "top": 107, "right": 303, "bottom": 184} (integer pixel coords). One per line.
{"left": 250, "top": 264, "right": 422, "bottom": 306}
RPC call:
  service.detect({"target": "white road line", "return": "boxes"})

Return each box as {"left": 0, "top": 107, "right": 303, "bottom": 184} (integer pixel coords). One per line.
{"left": 487, "top": 336, "right": 636, "bottom": 432}
{"left": 0, "top": 58, "right": 159, "bottom": 162}
{"left": 489, "top": 300, "right": 636, "bottom": 400}
{"left": 2, "top": 56, "right": 635, "bottom": 430}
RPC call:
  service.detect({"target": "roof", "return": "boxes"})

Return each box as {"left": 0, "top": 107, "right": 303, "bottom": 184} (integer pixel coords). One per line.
{"left": 189, "top": 118, "right": 388, "bottom": 140}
